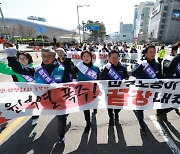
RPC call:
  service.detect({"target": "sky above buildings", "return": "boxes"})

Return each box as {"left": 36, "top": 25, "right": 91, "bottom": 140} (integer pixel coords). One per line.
{"left": 0, "top": 0, "right": 155, "bottom": 34}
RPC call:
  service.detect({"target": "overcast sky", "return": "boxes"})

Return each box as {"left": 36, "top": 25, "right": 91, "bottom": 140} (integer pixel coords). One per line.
{"left": 0, "top": 0, "right": 155, "bottom": 34}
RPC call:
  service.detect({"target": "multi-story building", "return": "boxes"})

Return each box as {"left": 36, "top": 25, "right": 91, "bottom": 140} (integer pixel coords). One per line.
{"left": 133, "top": 1, "right": 155, "bottom": 43}
{"left": 119, "top": 22, "right": 133, "bottom": 43}
{"left": 133, "top": 5, "right": 138, "bottom": 41}
{"left": 148, "top": 0, "right": 180, "bottom": 44}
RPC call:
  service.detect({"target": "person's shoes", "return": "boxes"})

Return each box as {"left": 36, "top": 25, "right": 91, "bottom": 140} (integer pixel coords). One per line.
{"left": 109, "top": 118, "right": 114, "bottom": 126}
{"left": 85, "top": 123, "right": 91, "bottom": 132}
{"left": 32, "top": 119, "right": 38, "bottom": 126}
{"left": 140, "top": 127, "right": 146, "bottom": 135}
{"left": 93, "top": 109, "right": 97, "bottom": 115}
{"left": 175, "top": 109, "right": 180, "bottom": 116}
{"left": 58, "top": 134, "right": 65, "bottom": 143}
{"left": 0, "top": 122, "right": 8, "bottom": 132}
{"left": 157, "top": 114, "right": 167, "bottom": 122}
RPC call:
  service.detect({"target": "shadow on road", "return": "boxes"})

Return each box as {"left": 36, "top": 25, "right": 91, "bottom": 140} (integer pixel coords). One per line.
{"left": 0, "top": 116, "right": 67, "bottom": 154}
{"left": 69, "top": 119, "right": 173, "bottom": 154}
{"left": 0, "top": 114, "right": 177, "bottom": 154}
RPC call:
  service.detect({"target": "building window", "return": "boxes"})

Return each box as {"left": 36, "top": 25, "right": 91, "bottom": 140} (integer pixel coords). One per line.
{"left": 159, "top": 30, "right": 163, "bottom": 34}
{"left": 161, "top": 19, "right": 166, "bottom": 23}
{"left": 160, "top": 24, "right": 165, "bottom": 29}
{"left": 164, "top": 6, "right": 168, "bottom": 11}
{"left": 163, "top": 12, "right": 167, "bottom": 17}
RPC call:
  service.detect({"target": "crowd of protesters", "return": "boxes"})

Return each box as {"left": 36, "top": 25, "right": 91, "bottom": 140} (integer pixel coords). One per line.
{"left": 0, "top": 40, "right": 179, "bottom": 143}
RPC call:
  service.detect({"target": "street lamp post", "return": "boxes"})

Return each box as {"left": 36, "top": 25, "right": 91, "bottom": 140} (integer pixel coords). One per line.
{"left": 0, "top": 3, "right": 10, "bottom": 40}
{"left": 82, "top": 21, "right": 86, "bottom": 41}
{"left": 77, "top": 5, "right": 90, "bottom": 44}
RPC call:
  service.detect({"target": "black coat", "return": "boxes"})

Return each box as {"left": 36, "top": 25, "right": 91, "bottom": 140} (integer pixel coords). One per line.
{"left": 99, "top": 62, "right": 129, "bottom": 80}
{"left": 132, "top": 59, "right": 162, "bottom": 79}
{"left": 166, "top": 54, "right": 180, "bottom": 78}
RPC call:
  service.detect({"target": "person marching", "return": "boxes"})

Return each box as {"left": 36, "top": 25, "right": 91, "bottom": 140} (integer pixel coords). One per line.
{"left": 157, "top": 42, "right": 180, "bottom": 121}
{"left": 56, "top": 47, "right": 76, "bottom": 81}
{"left": 99, "top": 49, "right": 129, "bottom": 126}
{"left": 5, "top": 47, "right": 72, "bottom": 143}
{"left": 132, "top": 45, "right": 162, "bottom": 134}
{"left": 68, "top": 50, "right": 99, "bottom": 132}
{"left": 0, "top": 51, "right": 39, "bottom": 126}
{"left": 130, "top": 44, "right": 137, "bottom": 53}
{"left": 157, "top": 45, "right": 166, "bottom": 66}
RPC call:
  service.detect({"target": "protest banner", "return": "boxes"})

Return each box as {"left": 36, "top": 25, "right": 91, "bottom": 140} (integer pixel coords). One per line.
{"left": 0, "top": 79, "right": 179, "bottom": 124}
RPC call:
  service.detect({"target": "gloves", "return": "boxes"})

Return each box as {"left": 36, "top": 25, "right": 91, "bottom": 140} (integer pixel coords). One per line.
{"left": 5, "top": 48, "right": 17, "bottom": 57}
{"left": 154, "top": 78, "right": 159, "bottom": 83}
{"left": 177, "top": 47, "right": 180, "bottom": 54}
{"left": 66, "top": 51, "right": 72, "bottom": 59}
{"left": 0, "top": 57, "right": 6, "bottom": 63}
{"left": 141, "top": 60, "right": 148, "bottom": 67}
{"left": 105, "top": 63, "right": 111, "bottom": 69}
{"left": 34, "top": 66, "right": 42, "bottom": 72}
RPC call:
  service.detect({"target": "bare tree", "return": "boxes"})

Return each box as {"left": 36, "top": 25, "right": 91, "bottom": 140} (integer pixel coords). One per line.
{"left": 25, "top": 26, "right": 36, "bottom": 37}
{"left": 16, "top": 24, "right": 25, "bottom": 37}
{"left": 9, "top": 25, "right": 17, "bottom": 37}
{"left": 71, "top": 29, "right": 77, "bottom": 41}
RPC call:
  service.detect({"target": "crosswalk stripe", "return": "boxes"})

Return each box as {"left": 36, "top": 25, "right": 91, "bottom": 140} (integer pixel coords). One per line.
{"left": 150, "top": 115, "right": 180, "bottom": 154}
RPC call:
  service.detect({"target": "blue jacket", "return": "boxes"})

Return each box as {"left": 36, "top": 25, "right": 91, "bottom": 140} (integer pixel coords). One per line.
{"left": 7, "top": 57, "right": 71, "bottom": 84}
{"left": 34, "top": 65, "right": 64, "bottom": 83}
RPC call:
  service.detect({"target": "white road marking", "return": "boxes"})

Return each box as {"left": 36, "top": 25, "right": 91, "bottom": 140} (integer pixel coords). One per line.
{"left": 149, "top": 115, "right": 180, "bottom": 154}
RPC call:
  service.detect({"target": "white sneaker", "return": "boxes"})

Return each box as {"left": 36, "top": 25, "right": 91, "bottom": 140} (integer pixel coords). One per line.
{"left": 32, "top": 119, "right": 38, "bottom": 126}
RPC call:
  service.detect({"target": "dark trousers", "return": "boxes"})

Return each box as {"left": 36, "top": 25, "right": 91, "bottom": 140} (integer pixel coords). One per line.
{"left": 108, "top": 109, "right": 121, "bottom": 119}
{"left": 58, "top": 115, "right": 67, "bottom": 136}
{"left": 84, "top": 110, "right": 91, "bottom": 124}
{"left": 157, "top": 108, "right": 175, "bottom": 115}
{"left": 83, "top": 109, "right": 97, "bottom": 124}
{"left": 158, "top": 58, "right": 163, "bottom": 66}
{"left": 134, "top": 110, "right": 145, "bottom": 129}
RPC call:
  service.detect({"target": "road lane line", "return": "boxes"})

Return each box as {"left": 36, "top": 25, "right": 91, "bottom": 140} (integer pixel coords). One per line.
{"left": 0, "top": 116, "right": 26, "bottom": 143}
{"left": 149, "top": 115, "right": 180, "bottom": 154}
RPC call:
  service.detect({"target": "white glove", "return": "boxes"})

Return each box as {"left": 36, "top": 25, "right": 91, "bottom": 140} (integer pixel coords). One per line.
{"left": 66, "top": 51, "right": 72, "bottom": 59}
{"left": 177, "top": 47, "right": 180, "bottom": 54}
{"left": 154, "top": 78, "right": 159, "bottom": 83}
{"left": 0, "top": 57, "right": 6, "bottom": 63}
{"left": 105, "top": 63, "right": 111, "bottom": 69}
{"left": 5, "top": 48, "right": 17, "bottom": 57}
{"left": 141, "top": 60, "right": 148, "bottom": 67}
{"left": 34, "top": 66, "right": 42, "bottom": 72}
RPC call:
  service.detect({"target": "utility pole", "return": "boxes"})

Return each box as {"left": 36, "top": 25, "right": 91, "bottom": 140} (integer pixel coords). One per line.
{"left": 0, "top": 3, "right": 10, "bottom": 40}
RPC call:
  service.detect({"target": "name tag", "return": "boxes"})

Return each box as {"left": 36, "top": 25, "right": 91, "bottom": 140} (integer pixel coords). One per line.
{"left": 144, "top": 64, "right": 156, "bottom": 79}
{"left": 176, "top": 63, "right": 180, "bottom": 74}
{"left": 108, "top": 67, "right": 122, "bottom": 80}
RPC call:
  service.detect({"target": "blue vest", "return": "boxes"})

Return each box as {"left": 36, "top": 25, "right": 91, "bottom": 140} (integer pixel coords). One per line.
{"left": 77, "top": 64, "right": 99, "bottom": 81}
{"left": 34, "top": 66, "right": 64, "bottom": 84}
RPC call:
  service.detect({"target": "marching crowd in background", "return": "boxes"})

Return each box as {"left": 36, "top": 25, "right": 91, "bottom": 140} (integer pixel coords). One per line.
{"left": 0, "top": 39, "right": 179, "bottom": 144}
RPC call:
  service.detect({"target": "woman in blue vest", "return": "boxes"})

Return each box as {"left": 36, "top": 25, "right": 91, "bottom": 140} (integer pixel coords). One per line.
{"left": 69, "top": 50, "right": 100, "bottom": 132}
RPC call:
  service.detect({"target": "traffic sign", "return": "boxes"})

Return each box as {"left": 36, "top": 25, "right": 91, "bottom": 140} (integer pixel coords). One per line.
{"left": 86, "top": 24, "right": 99, "bottom": 31}
{"left": 36, "top": 27, "right": 46, "bottom": 33}
{"left": 37, "top": 17, "right": 46, "bottom": 22}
